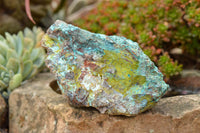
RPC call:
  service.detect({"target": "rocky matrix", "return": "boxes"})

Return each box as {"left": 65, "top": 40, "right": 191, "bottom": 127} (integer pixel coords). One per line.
{"left": 42, "top": 20, "right": 168, "bottom": 116}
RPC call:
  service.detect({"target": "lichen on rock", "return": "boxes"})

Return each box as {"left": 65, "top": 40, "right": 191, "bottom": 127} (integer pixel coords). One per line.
{"left": 42, "top": 20, "right": 168, "bottom": 116}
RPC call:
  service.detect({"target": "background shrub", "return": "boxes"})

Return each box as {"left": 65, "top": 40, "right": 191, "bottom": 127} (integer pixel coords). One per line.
{"left": 74, "top": 0, "right": 200, "bottom": 79}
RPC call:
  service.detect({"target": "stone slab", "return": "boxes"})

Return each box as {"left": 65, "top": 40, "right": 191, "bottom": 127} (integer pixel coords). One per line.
{"left": 9, "top": 73, "right": 200, "bottom": 133}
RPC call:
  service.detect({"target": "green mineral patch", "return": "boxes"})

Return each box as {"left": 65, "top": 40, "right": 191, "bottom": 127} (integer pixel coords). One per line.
{"left": 43, "top": 35, "right": 54, "bottom": 48}
{"left": 68, "top": 65, "right": 82, "bottom": 89}
{"left": 94, "top": 50, "right": 146, "bottom": 95}
{"left": 134, "top": 94, "right": 156, "bottom": 112}
{"left": 43, "top": 35, "right": 61, "bottom": 53}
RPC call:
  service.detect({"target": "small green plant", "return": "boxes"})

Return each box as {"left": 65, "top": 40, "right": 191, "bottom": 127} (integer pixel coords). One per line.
{"left": 158, "top": 53, "right": 183, "bottom": 80}
{"left": 0, "top": 27, "right": 45, "bottom": 98}
{"left": 74, "top": 0, "right": 200, "bottom": 79}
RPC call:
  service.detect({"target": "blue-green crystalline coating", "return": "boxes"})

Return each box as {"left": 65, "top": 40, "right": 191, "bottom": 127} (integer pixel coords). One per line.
{"left": 42, "top": 20, "right": 168, "bottom": 116}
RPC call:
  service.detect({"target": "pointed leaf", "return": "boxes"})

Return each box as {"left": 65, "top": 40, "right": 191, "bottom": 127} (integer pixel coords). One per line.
{"left": 8, "top": 73, "right": 22, "bottom": 91}
{"left": 22, "top": 60, "right": 33, "bottom": 80}
{"left": 15, "top": 31, "right": 24, "bottom": 56}
{"left": 24, "top": 27, "right": 33, "bottom": 38}
{"left": 5, "top": 32, "right": 15, "bottom": 49}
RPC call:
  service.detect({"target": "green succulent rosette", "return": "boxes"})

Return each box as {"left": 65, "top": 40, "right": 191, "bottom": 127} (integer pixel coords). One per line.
{"left": 0, "top": 27, "right": 45, "bottom": 98}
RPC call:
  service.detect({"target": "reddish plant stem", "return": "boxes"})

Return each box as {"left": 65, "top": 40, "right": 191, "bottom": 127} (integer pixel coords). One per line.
{"left": 25, "top": 0, "right": 36, "bottom": 24}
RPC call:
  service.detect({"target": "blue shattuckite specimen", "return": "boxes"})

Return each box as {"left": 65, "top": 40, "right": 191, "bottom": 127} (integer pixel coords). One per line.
{"left": 42, "top": 20, "right": 168, "bottom": 116}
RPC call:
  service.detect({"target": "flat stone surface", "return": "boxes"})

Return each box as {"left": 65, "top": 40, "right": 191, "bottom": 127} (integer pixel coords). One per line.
{"left": 0, "top": 95, "right": 6, "bottom": 128}
{"left": 9, "top": 73, "right": 200, "bottom": 133}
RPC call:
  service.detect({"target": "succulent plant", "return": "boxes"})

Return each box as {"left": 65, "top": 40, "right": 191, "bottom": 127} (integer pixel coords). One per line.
{"left": 0, "top": 27, "right": 45, "bottom": 98}
{"left": 73, "top": 0, "right": 200, "bottom": 79}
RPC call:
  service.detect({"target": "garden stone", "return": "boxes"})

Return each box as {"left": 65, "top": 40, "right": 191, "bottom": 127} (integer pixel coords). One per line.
{"left": 9, "top": 73, "right": 200, "bottom": 133}
{"left": 42, "top": 20, "right": 168, "bottom": 116}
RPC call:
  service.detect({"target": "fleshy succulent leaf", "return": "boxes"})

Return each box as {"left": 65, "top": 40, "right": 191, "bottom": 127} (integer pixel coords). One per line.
{"left": 8, "top": 73, "right": 22, "bottom": 92}
{"left": 0, "top": 80, "right": 7, "bottom": 89}
{"left": 6, "top": 58, "right": 19, "bottom": 74}
{"left": 0, "top": 64, "right": 7, "bottom": 72}
{"left": 15, "top": 31, "right": 24, "bottom": 56}
{"left": 22, "top": 60, "right": 33, "bottom": 80}
{"left": 24, "top": 38, "right": 34, "bottom": 50}
{"left": 24, "top": 28, "right": 34, "bottom": 40}
{"left": 30, "top": 48, "right": 40, "bottom": 61}
{"left": 0, "top": 54, "right": 6, "bottom": 66}
{"left": 6, "top": 49, "right": 18, "bottom": 61}
{"left": 0, "top": 26, "right": 45, "bottom": 98}
{"left": 30, "top": 48, "right": 45, "bottom": 67}
{"left": 5, "top": 33, "right": 16, "bottom": 49}
{"left": 22, "top": 49, "right": 31, "bottom": 61}
{"left": 33, "top": 57, "right": 45, "bottom": 68}
{"left": 0, "top": 42, "right": 8, "bottom": 57}
{"left": 25, "top": 65, "right": 38, "bottom": 79}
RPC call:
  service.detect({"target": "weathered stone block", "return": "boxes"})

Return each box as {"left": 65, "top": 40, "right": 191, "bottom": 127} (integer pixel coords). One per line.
{"left": 9, "top": 73, "right": 200, "bottom": 133}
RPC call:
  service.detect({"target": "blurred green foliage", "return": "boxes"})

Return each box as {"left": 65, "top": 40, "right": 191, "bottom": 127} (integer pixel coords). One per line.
{"left": 74, "top": 0, "right": 200, "bottom": 79}
{"left": 0, "top": 27, "right": 46, "bottom": 99}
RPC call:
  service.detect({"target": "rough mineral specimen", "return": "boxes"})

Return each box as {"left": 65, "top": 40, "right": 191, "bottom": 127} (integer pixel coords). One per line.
{"left": 42, "top": 20, "right": 168, "bottom": 116}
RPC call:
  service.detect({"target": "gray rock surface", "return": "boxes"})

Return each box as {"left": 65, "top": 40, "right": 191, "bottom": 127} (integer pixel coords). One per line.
{"left": 9, "top": 73, "right": 200, "bottom": 133}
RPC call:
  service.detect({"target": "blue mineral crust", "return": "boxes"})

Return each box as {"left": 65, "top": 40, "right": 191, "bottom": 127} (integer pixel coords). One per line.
{"left": 42, "top": 20, "right": 169, "bottom": 116}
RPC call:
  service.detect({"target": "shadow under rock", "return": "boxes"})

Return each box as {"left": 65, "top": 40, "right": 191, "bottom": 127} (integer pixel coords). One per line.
{"left": 49, "top": 80, "right": 62, "bottom": 95}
